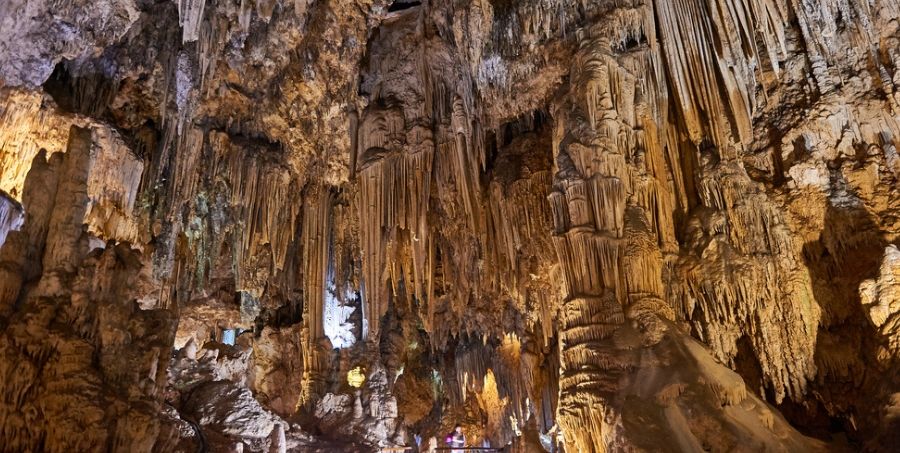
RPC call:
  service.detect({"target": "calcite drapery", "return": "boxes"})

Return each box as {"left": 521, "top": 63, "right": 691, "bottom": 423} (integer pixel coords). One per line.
{"left": 549, "top": 4, "right": 676, "bottom": 449}
{"left": 299, "top": 188, "right": 334, "bottom": 406}
{"left": 356, "top": 105, "right": 434, "bottom": 339}
{"left": 0, "top": 0, "right": 898, "bottom": 451}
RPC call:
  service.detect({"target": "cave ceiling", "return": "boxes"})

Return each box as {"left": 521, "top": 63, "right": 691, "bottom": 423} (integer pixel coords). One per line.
{"left": 0, "top": 0, "right": 899, "bottom": 451}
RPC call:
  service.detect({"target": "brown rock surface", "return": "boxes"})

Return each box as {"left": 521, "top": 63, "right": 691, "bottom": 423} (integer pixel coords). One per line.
{"left": 0, "top": 0, "right": 898, "bottom": 451}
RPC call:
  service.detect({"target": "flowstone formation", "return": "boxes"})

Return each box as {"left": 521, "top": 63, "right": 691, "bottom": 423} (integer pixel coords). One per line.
{"left": 0, "top": 0, "right": 899, "bottom": 451}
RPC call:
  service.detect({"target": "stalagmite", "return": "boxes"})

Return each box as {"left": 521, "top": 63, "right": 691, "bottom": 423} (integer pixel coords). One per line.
{"left": 38, "top": 126, "right": 93, "bottom": 279}
{"left": 0, "top": 149, "right": 61, "bottom": 318}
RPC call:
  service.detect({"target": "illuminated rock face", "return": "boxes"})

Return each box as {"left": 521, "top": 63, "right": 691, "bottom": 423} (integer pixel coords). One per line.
{"left": 0, "top": 0, "right": 899, "bottom": 451}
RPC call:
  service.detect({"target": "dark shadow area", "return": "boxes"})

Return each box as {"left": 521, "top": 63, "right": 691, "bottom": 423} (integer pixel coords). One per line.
{"left": 792, "top": 196, "right": 894, "bottom": 445}
{"left": 42, "top": 60, "right": 119, "bottom": 118}
{"left": 482, "top": 109, "right": 552, "bottom": 183}
{"left": 388, "top": 0, "right": 421, "bottom": 12}
{"left": 733, "top": 334, "right": 765, "bottom": 396}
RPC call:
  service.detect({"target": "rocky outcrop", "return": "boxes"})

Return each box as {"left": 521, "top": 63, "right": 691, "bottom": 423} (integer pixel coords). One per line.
{"left": 0, "top": 0, "right": 140, "bottom": 87}
{"left": 251, "top": 325, "right": 304, "bottom": 417}
{"left": 0, "top": 124, "right": 173, "bottom": 452}
{"left": 862, "top": 245, "right": 900, "bottom": 359}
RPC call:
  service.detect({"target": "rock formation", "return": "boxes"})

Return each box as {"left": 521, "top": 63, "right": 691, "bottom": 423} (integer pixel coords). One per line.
{"left": 0, "top": 0, "right": 898, "bottom": 451}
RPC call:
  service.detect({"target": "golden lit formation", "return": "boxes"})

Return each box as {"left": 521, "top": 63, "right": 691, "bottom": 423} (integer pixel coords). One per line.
{"left": 347, "top": 366, "right": 366, "bottom": 388}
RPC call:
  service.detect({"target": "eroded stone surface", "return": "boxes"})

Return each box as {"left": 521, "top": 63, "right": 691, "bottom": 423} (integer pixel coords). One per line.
{"left": 0, "top": 0, "right": 898, "bottom": 451}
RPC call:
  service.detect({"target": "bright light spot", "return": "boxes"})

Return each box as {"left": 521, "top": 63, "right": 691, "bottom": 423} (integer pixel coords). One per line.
{"left": 222, "top": 329, "right": 236, "bottom": 345}
{"left": 0, "top": 193, "right": 23, "bottom": 249}
{"left": 431, "top": 369, "right": 443, "bottom": 400}
{"left": 510, "top": 415, "right": 522, "bottom": 437}
{"left": 324, "top": 284, "right": 357, "bottom": 349}
{"left": 347, "top": 366, "right": 366, "bottom": 388}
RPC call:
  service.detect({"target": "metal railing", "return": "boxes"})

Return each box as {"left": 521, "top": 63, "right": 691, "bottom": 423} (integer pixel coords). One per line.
{"left": 379, "top": 448, "right": 501, "bottom": 452}
{"left": 434, "top": 448, "right": 501, "bottom": 451}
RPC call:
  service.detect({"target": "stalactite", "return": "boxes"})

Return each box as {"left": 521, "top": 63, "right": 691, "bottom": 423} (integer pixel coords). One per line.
{"left": 0, "top": 90, "right": 76, "bottom": 199}
{"left": 486, "top": 169, "right": 553, "bottom": 295}
{"left": 177, "top": 0, "right": 206, "bottom": 43}
{"left": 82, "top": 127, "right": 143, "bottom": 243}
{"left": 238, "top": 0, "right": 253, "bottom": 33}
{"left": 211, "top": 133, "right": 299, "bottom": 282}
{"left": 256, "top": 0, "right": 277, "bottom": 23}
{"left": 673, "top": 159, "right": 820, "bottom": 403}
{"left": 356, "top": 100, "right": 434, "bottom": 339}
{"left": 453, "top": 333, "right": 540, "bottom": 447}
{"left": 6, "top": 0, "right": 896, "bottom": 450}
{"left": 655, "top": 0, "right": 770, "bottom": 147}
{"left": 449, "top": 97, "right": 485, "bottom": 234}
{"left": 0, "top": 91, "right": 144, "bottom": 248}
{"left": 299, "top": 188, "right": 334, "bottom": 407}
{"left": 157, "top": 129, "right": 303, "bottom": 306}
{"left": 197, "top": 15, "right": 227, "bottom": 95}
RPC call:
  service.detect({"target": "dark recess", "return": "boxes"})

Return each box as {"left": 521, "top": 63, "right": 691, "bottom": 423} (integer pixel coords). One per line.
{"left": 388, "top": 0, "right": 421, "bottom": 13}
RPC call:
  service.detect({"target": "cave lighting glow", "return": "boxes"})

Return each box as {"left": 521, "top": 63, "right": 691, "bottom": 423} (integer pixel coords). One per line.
{"left": 323, "top": 284, "right": 357, "bottom": 348}
{"left": 347, "top": 366, "right": 366, "bottom": 388}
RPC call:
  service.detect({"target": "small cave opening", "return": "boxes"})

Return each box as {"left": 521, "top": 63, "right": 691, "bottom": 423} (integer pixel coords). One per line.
{"left": 483, "top": 108, "right": 552, "bottom": 177}
{"left": 42, "top": 60, "right": 118, "bottom": 118}
{"left": 387, "top": 0, "right": 422, "bottom": 13}
{"left": 732, "top": 335, "right": 764, "bottom": 397}
{"left": 498, "top": 109, "right": 550, "bottom": 148}
{"left": 615, "top": 32, "right": 648, "bottom": 53}
{"left": 42, "top": 62, "right": 78, "bottom": 112}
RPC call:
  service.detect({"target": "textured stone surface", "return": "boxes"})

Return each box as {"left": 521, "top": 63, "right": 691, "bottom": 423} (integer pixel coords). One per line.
{"left": 0, "top": 0, "right": 898, "bottom": 451}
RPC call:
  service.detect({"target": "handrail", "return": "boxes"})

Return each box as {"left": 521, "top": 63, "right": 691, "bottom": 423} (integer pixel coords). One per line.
{"left": 379, "top": 446, "right": 501, "bottom": 452}
{"left": 434, "top": 448, "right": 500, "bottom": 451}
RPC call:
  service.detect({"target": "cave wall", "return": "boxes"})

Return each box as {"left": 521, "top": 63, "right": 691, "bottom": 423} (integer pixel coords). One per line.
{"left": 0, "top": 0, "right": 898, "bottom": 451}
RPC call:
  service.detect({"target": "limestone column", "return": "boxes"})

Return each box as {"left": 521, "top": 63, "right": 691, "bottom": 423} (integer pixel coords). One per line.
{"left": 299, "top": 188, "right": 333, "bottom": 408}
{"left": 40, "top": 126, "right": 94, "bottom": 278}
{"left": 549, "top": 8, "right": 676, "bottom": 451}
